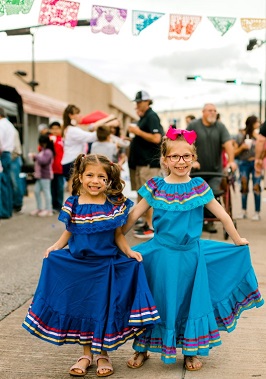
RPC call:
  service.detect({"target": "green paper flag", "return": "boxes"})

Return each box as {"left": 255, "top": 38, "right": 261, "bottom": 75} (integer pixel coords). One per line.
{"left": 208, "top": 16, "right": 236, "bottom": 36}
{"left": 2, "top": 0, "right": 34, "bottom": 15}
{"left": 0, "top": 1, "right": 5, "bottom": 16}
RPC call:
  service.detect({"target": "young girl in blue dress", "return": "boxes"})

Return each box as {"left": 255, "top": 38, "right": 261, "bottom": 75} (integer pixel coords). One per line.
{"left": 22, "top": 153, "right": 160, "bottom": 377}
{"left": 122, "top": 127, "right": 264, "bottom": 371}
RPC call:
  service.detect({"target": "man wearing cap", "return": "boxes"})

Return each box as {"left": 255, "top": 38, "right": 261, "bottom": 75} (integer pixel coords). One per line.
{"left": 128, "top": 90, "right": 164, "bottom": 239}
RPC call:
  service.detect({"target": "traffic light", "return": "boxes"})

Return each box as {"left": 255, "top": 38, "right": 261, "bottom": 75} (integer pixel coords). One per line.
{"left": 247, "top": 39, "right": 259, "bottom": 51}
{"left": 226, "top": 79, "right": 242, "bottom": 85}
{"left": 186, "top": 76, "right": 202, "bottom": 81}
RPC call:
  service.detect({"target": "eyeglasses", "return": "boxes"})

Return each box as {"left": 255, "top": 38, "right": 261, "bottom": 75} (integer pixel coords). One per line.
{"left": 166, "top": 154, "right": 194, "bottom": 163}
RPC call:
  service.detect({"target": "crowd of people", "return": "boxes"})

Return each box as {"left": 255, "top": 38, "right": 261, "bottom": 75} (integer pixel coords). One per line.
{"left": 186, "top": 106, "right": 265, "bottom": 228}
{"left": 0, "top": 104, "right": 131, "bottom": 219}
{"left": 2, "top": 95, "right": 265, "bottom": 224}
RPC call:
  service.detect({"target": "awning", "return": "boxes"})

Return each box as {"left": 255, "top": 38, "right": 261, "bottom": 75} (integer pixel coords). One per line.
{"left": 16, "top": 87, "right": 67, "bottom": 118}
{"left": 80, "top": 110, "right": 109, "bottom": 124}
{"left": 0, "top": 97, "right": 18, "bottom": 116}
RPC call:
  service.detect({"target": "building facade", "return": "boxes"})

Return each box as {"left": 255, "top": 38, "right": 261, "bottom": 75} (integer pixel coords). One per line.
{"left": 0, "top": 60, "right": 136, "bottom": 159}
{"left": 158, "top": 101, "right": 265, "bottom": 136}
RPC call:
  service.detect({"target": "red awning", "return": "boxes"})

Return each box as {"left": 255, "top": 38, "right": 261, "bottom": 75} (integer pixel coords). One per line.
{"left": 80, "top": 110, "right": 109, "bottom": 124}
{"left": 16, "top": 87, "right": 67, "bottom": 118}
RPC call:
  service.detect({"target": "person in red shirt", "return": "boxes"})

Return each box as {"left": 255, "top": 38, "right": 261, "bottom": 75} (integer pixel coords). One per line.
{"left": 49, "top": 121, "right": 64, "bottom": 213}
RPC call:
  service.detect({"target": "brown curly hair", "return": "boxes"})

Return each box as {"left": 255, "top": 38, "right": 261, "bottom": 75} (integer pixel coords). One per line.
{"left": 71, "top": 154, "right": 126, "bottom": 205}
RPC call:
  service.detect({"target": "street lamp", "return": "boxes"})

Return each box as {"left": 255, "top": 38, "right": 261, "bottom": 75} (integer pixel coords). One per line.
{"left": 1, "top": 20, "right": 91, "bottom": 92}
{"left": 5, "top": 27, "right": 38, "bottom": 91}
{"left": 14, "top": 70, "right": 39, "bottom": 92}
{"left": 186, "top": 76, "right": 263, "bottom": 121}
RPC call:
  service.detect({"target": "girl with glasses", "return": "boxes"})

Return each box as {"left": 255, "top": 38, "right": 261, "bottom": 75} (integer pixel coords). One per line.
{"left": 122, "top": 127, "right": 264, "bottom": 372}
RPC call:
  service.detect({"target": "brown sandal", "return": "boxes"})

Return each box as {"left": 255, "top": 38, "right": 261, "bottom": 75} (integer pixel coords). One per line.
{"left": 127, "top": 351, "right": 149, "bottom": 369}
{"left": 184, "top": 356, "right": 202, "bottom": 371}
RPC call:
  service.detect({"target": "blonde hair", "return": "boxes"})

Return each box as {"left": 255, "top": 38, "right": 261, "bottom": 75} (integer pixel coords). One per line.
{"left": 160, "top": 135, "right": 197, "bottom": 176}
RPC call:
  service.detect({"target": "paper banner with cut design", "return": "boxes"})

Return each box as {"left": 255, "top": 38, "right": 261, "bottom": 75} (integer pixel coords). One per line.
{"left": 38, "top": 0, "right": 80, "bottom": 28}
{"left": 91, "top": 5, "right": 127, "bottom": 35}
{"left": 241, "top": 18, "right": 266, "bottom": 32}
{"left": 208, "top": 16, "right": 236, "bottom": 36}
{"left": 132, "top": 10, "right": 164, "bottom": 36}
{"left": 1, "top": 0, "right": 34, "bottom": 15}
{"left": 0, "top": 1, "right": 5, "bottom": 16}
{"left": 168, "top": 14, "right": 202, "bottom": 40}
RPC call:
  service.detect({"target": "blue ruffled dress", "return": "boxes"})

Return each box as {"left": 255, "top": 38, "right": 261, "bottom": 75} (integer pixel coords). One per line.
{"left": 131, "top": 177, "right": 264, "bottom": 364}
{"left": 22, "top": 196, "right": 160, "bottom": 353}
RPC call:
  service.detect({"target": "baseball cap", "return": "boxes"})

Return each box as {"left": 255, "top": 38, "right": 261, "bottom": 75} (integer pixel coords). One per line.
{"left": 133, "top": 90, "right": 151, "bottom": 103}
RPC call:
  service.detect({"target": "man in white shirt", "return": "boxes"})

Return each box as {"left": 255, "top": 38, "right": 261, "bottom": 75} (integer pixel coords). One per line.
{"left": 0, "top": 107, "right": 16, "bottom": 218}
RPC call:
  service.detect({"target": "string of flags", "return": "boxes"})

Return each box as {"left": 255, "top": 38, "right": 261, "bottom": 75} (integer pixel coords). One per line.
{"left": 0, "top": 1, "right": 265, "bottom": 39}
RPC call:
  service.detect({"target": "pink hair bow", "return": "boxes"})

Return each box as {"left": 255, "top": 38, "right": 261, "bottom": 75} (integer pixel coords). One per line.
{"left": 166, "top": 127, "right": 197, "bottom": 145}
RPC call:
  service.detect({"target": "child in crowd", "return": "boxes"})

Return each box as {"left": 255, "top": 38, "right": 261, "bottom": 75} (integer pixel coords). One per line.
{"left": 122, "top": 127, "right": 264, "bottom": 371}
{"left": 48, "top": 121, "right": 64, "bottom": 212}
{"left": 23, "top": 154, "right": 160, "bottom": 377}
{"left": 30, "top": 134, "right": 54, "bottom": 217}
{"left": 91, "top": 125, "right": 118, "bottom": 162}
{"left": 109, "top": 122, "right": 130, "bottom": 168}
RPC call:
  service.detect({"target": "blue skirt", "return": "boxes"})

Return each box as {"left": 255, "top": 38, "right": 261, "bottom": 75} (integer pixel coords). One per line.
{"left": 131, "top": 238, "right": 264, "bottom": 363}
{"left": 22, "top": 249, "right": 160, "bottom": 353}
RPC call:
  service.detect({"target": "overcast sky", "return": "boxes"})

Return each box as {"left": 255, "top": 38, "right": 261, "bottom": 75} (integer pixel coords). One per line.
{"left": 0, "top": 0, "right": 265, "bottom": 113}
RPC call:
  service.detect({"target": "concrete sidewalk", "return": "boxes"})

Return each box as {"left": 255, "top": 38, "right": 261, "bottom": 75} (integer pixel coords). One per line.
{"left": 0, "top": 186, "right": 265, "bottom": 379}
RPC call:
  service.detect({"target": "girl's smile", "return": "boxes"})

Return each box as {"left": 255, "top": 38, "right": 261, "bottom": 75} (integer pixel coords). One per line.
{"left": 163, "top": 140, "right": 195, "bottom": 183}
{"left": 79, "top": 164, "right": 108, "bottom": 201}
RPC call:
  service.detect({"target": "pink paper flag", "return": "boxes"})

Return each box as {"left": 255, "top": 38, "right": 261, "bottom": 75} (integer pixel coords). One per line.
{"left": 168, "top": 14, "right": 202, "bottom": 40}
{"left": 91, "top": 5, "right": 127, "bottom": 35}
{"left": 38, "top": 0, "right": 80, "bottom": 28}
{"left": 240, "top": 18, "right": 266, "bottom": 32}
